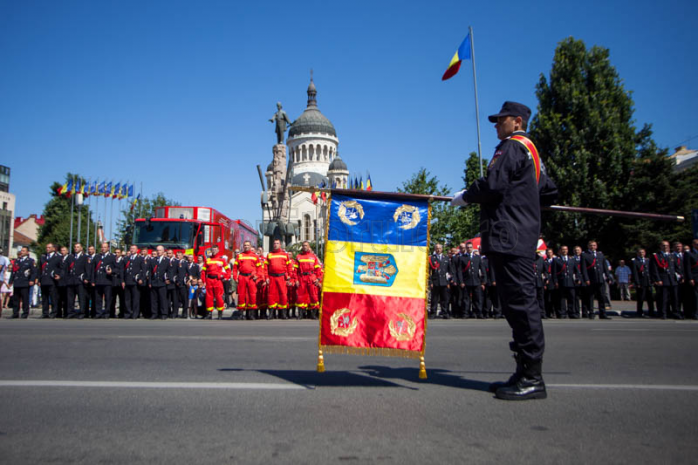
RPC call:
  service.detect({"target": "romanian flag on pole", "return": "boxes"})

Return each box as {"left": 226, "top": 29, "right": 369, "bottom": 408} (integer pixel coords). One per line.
{"left": 57, "top": 179, "right": 70, "bottom": 196}
{"left": 442, "top": 32, "right": 471, "bottom": 81}
{"left": 319, "top": 192, "right": 430, "bottom": 377}
{"left": 113, "top": 183, "right": 121, "bottom": 199}
{"left": 105, "top": 182, "right": 112, "bottom": 198}
{"left": 366, "top": 174, "right": 373, "bottom": 191}
{"left": 131, "top": 193, "right": 140, "bottom": 211}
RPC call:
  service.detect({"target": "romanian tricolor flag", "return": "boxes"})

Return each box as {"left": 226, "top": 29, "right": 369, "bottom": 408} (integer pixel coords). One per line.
{"left": 442, "top": 33, "right": 471, "bottom": 81}
{"left": 319, "top": 193, "right": 430, "bottom": 377}
{"left": 113, "top": 183, "right": 121, "bottom": 199}
{"left": 67, "top": 179, "right": 76, "bottom": 197}
{"left": 57, "top": 179, "right": 71, "bottom": 196}
{"left": 105, "top": 182, "right": 113, "bottom": 198}
{"left": 131, "top": 193, "right": 140, "bottom": 211}
{"left": 366, "top": 174, "right": 373, "bottom": 191}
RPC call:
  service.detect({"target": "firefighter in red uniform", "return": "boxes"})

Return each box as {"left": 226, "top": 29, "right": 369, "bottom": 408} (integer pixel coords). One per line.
{"left": 256, "top": 246, "right": 268, "bottom": 320}
{"left": 296, "top": 241, "right": 323, "bottom": 320}
{"left": 288, "top": 256, "right": 300, "bottom": 319}
{"left": 265, "top": 239, "right": 293, "bottom": 320}
{"left": 201, "top": 244, "right": 227, "bottom": 320}
{"left": 233, "top": 241, "right": 260, "bottom": 320}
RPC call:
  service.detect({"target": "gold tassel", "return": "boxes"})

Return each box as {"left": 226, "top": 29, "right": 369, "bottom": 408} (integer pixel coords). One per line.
{"left": 317, "top": 349, "right": 325, "bottom": 373}
{"left": 419, "top": 355, "right": 427, "bottom": 379}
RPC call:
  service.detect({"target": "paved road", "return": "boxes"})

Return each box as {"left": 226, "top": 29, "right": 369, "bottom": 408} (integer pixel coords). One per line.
{"left": 1, "top": 311, "right": 697, "bottom": 464}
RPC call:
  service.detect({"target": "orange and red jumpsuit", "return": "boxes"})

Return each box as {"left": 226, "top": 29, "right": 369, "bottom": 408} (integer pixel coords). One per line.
{"left": 233, "top": 251, "right": 260, "bottom": 311}
{"left": 201, "top": 253, "right": 227, "bottom": 312}
{"left": 296, "top": 251, "right": 323, "bottom": 310}
{"left": 287, "top": 257, "right": 299, "bottom": 309}
{"left": 256, "top": 253, "right": 268, "bottom": 312}
{"left": 265, "top": 250, "right": 293, "bottom": 310}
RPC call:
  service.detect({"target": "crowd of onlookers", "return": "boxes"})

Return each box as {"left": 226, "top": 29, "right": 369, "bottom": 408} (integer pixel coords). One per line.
{"left": 429, "top": 238, "right": 698, "bottom": 321}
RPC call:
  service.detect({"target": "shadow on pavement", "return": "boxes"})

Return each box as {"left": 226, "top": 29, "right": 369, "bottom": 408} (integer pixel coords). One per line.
{"left": 359, "top": 365, "right": 492, "bottom": 392}
{"left": 218, "top": 368, "right": 416, "bottom": 389}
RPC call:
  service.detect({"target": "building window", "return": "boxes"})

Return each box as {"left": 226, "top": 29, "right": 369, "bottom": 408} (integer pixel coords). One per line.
{"left": 304, "top": 214, "right": 311, "bottom": 241}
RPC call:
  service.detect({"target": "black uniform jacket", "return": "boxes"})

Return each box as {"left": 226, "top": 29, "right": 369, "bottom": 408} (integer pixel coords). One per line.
{"left": 123, "top": 254, "right": 146, "bottom": 286}
{"left": 581, "top": 251, "right": 606, "bottom": 285}
{"left": 464, "top": 131, "right": 558, "bottom": 258}
{"left": 482, "top": 256, "right": 496, "bottom": 286}
{"left": 149, "top": 256, "right": 170, "bottom": 287}
{"left": 112, "top": 256, "right": 125, "bottom": 286}
{"left": 685, "top": 249, "right": 698, "bottom": 282}
{"left": 176, "top": 259, "right": 188, "bottom": 286}
{"left": 187, "top": 263, "right": 201, "bottom": 282}
{"left": 92, "top": 252, "right": 117, "bottom": 286}
{"left": 534, "top": 255, "right": 546, "bottom": 288}
{"left": 39, "top": 252, "right": 63, "bottom": 286}
{"left": 9, "top": 256, "right": 37, "bottom": 287}
{"left": 650, "top": 252, "right": 678, "bottom": 287}
{"left": 70, "top": 252, "right": 91, "bottom": 285}
{"left": 554, "top": 256, "right": 577, "bottom": 288}
{"left": 57, "top": 254, "right": 73, "bottom": 287}
{"left": 543, "top": 258, "right": 556, "bottom": 289}
{"left": 429, "top": 253, "right": 451, "bottom": 287}
{"left": 631, "top": 257, "right": 652, "bottom": 287}
{"left": 455, "top": 253, "right": 484, "bottom": 287}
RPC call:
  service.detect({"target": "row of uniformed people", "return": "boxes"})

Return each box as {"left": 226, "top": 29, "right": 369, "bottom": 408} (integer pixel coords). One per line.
{"left": 429, "top": 238, "right": 698, "bottom": 321}
{"left": 8, "top": 242, "right": 202, "bottom": 319}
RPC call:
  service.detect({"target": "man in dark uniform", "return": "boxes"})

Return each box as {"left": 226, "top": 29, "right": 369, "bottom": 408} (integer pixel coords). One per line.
{"left": 543, "top": 248, "right": 559, "bottom": 318}
{"left": 453, "top": 101, "right": 558, "bottom": 400}
{"left": 39, "top": 243, "right": 63, "bottom": 318}
{"left": 429, "top": 244, "right": 451, "bottom": 319}
{"left": 446, "top": 247, "right": 460, "bottom": 317}
{"left": 175, "top": 251, "right": 189, "bottom": 318}
{"left": 67, "top": 243, "right": 91, "bottom": 319}
{"left": 57, "top": 246, "right": 73, "bottom": 318}
{"left": 165, "top": 249, "right": 179, "bottom": 319}
{"left": 580, "top": 241, "right": 611, "bottom": 320}
{"left": 149, "top": 245, "right": 171, "bottom": 320}
{"left": 110, "top": 249, "right": 125, "bottom": 318}
{"left": 650, "top": 240, "right": 680, "bottom": 319}
{"left": 9, "top": 246, "right": 36, "bottom": 318}
{"left": 91, "top": 242, "right": 116, "bottom": 319}
{"left": 555, "top": 246, "right": 579, "bottom": 318}
{"left": 139, "top": 247, "right": 151, "bottom": 318}
{"left": 123, "top": 245, "right": 145, "bottom": 319}
{"left": 533, "top": 253, "right": 546, "bottom": 319}
{"left": 684, "top": 239, "right": 698, "bottom": 320}
{"left": 673, "top": 242, "right": 685, "bottom": 317}
{"left": 481, "top": 254, "right": 500, "bottom": 318}
{"left": 631, "top": 248, "right": 654, "bottom": 318}
{"left": 86, "top": 245, "right": 97, "bottom": 318}
{"left": 572, "top": 246, "right": 585, "bottom": 317}
{"left": 456, "top": 242, "right": 485, "bottom": 318}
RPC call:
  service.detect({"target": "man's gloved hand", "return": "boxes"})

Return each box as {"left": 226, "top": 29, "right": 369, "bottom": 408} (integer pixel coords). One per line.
{"left": 450, "top": 190, "right": 468, "bottom": 207}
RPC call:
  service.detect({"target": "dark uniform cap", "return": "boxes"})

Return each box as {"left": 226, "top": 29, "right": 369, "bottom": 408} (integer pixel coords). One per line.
{"left": 488, "top": 101, "right": 531, "bottom": 124}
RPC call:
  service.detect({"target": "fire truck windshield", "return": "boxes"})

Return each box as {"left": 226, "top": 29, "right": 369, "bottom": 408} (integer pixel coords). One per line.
{"left": 134, "top": 221, "right": 196, "bottom": 249}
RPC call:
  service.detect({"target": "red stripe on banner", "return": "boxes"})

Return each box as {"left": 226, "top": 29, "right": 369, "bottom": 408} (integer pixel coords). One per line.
{"left": 321, "top": 292, "right": 425, "bottom": 353}
{"left": 441, "top": 61, "right": 462, "bottom": 81}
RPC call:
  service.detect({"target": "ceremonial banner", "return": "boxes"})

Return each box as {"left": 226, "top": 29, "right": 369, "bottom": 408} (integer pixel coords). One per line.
{"left": 319, "top": 193, "right": 430, "bottom": 375}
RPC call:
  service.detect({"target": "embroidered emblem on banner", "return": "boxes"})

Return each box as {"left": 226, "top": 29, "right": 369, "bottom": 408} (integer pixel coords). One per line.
{"left": 330, "top": 308, "right": 358, "bottom": 337}
{"left": 389, "top": 313, "right": 416, "bottom": 341}
{"left": 354, "top": 252, "right": 398, "bottom": 286}
{"left": 393, "top": 205, "right": 421, "bottom": 230}
{"left": 338, "top": 200, "right": 365, "bottom": 226}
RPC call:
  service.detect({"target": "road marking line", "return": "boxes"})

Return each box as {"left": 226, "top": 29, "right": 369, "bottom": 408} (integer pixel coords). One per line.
{"left": 0, "top": 381, "right": 308, "bottom": 390}
{"left": 549, "top": 384, "right": 698, "bottom": 391}
{"left": 591, "top": 329, "right": 698, "bottom": 332}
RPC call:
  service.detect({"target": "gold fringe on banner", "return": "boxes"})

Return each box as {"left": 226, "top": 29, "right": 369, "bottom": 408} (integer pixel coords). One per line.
{"left": 321, "top": 345, "right": 423, "bottom": 360}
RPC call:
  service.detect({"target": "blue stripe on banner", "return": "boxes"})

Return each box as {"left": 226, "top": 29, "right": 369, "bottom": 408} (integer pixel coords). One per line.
{"left": 458, "top": 33, "right": 471, "bottom": 61}
{"left": 327, "top": 194, "right": 428, "bottom": 247}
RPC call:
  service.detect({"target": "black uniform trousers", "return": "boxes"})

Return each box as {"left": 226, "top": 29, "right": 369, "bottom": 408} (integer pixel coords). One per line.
{"left": 635, "top": 285, "right": 654, "bottom": 316}
{"left": 124, "top": 284, "right": 140, "bottom": 319}
{"left": 430, "top": 285, "right": 449, "bottom": 317}
{"left": 138, "top": 285, "right": 150, "bottom": 318}
{"left": 41, "top": 284, "right": 58, "bottom": 317}
{"left": 559, "top": 287, "right": 577, "bottom": 317}
{"left": 66, "top": 284, "right": 88, "bottom": 317}
{"left": 655, "top": 285, "right": 678, "bottom": 318}
{"left": 687, "top": 284, "right": 698, "bottom": 319}
{"left": 88, "top": 286, "right": 97, "bottom": 318}
{"left": 110, "top": 285, "right": 124, "bottom": 318}
{"left": 461, "top": 285, "right": 483, "bottom": 317}
{"left": 485, "top": 285, "right": 501, "bottom": 317}
{"left": 151, "top": 286, "right": 168, "bottom": 318}
{"left": 584, "top": 284, "right": 607, "bottom": 317}
{"left": 544, "top": 288, "right": 558, "bottom": 317}
{"left": 177, "top": 285, "right": 188, "bottom": 317}
{"left": 535, "top": 287, "right": 544, "bottom": 317}
{"left": 167, "top": 287, "right": 179, "bottom": 318}
{"left": 574, "top": 285, "right": 584, "bottom": 316}
{"left": 57, "top": 285, "right": 70, "bottom": 318}
{"left": 13, "top": 287, "right": 31, "bottom": 318}
{"left": 489, "top": 253, "right": 544, "bottom": 362}
{"left": 94, "top": 285, "right": 112, "bottom": 318}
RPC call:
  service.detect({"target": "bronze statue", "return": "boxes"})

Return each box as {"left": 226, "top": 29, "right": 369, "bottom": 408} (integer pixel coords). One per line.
{"left": 269, "top": 102, "right": 292, "bottom": 145}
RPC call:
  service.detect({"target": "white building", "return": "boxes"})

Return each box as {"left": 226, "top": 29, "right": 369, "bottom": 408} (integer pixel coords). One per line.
{"left": 262, "top": 78, "right": 349, "bottom": 250}
{"left": 669, "top": 146, "right": 698, "bottom": 172}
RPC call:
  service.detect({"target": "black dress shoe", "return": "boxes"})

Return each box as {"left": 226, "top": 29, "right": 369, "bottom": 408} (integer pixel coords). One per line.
{"left": 10, "top": 314, "right": 19, "bottom": 319}
{"left": 599, "top": 315, "right": 612, "bottom": 320}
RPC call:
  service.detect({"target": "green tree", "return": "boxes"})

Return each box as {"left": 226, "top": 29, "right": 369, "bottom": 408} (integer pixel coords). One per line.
{"left": 36, "top": 174, "right": 95, "bottom": 253}
{"left": 530, "top": 37, "right": 645, "bottom": 259}
{"left": 397, "top": 168, "right": 472, "bottom": 249}
{"left": 462, "top": 151, "right": 488, "bottom": 239}
{"left": 115, "top": 193, "right": 181, "bottom": 247}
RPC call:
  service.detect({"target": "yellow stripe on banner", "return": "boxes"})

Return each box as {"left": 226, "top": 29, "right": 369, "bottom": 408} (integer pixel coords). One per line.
{"left": 323, "top": 240, "right": 427, "bottom": 299}
{"left": 448, "top": 51, "right": 460, "bottom": 68}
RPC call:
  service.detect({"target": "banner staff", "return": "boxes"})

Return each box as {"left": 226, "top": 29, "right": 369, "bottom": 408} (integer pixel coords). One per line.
{"left": 469, "top": 26, "right": 484, "bottom": 178}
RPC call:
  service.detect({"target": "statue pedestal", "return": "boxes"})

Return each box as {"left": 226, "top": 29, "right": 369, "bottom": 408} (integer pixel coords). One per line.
{"left": 271, "top": 144, "right": 289, "bottom": 220}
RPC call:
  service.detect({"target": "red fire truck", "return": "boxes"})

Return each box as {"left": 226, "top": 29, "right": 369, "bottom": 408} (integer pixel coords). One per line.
{"left": 133, "top": 206, "right": 258, "bottom": 259}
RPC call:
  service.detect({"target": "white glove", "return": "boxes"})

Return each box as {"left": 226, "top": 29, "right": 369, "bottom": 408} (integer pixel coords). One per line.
{"left": 450, "top": 189, "right": 468, "bottom": 206}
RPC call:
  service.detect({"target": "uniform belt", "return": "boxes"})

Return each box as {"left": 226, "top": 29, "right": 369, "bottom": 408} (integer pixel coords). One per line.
{"left": 240, "top": 272, "right": 252, "bottom": 277}
{"left": 270, "top": 273, "right": 285, "bottom": 277}
{"left": 207, "top": 274, "right": 221, "bottom": 280}
{"left": 301, "top": 272, "right": 313, "bottom": 276}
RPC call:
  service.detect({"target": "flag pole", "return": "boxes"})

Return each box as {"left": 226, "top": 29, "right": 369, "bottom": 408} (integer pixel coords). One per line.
{"left": 469, "top": 26, "right": 484, "bottom": 178}
{"left": 69, "top": 175, "right": 75, "bottom": 250}
{"left": 86, "top": 185, "right": 91, "bottom": 247}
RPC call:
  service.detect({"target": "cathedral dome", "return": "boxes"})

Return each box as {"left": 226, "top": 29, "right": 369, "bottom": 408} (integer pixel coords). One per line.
{"left": 328, "top": 155, "right": 347, "bottom": 171}
{"left": 288, "top": 78, "right": 336, "bottom": 138}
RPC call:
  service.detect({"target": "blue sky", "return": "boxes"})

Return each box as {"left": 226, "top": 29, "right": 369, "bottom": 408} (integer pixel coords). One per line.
{"left": 1, "top": 0, "right": 696, "bottom": 233}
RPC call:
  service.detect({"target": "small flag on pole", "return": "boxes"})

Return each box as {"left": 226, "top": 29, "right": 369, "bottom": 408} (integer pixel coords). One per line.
{"left": 131, "top": 193, "right": 141, "bottom": 211}
{"left": 366, "top": 173, "right": 373, "bottom": 191}
{"left": 442, "top": 33, "right": 471, "bottom": 81}
{"left": 57, "top": 179, "right": 70, "bottom": 196}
